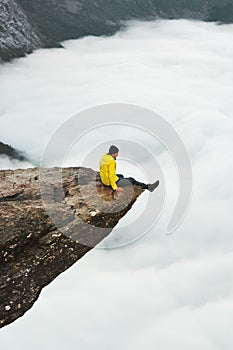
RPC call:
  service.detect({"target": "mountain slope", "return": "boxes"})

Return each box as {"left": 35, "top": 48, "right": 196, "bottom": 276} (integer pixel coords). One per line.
{"left": 17, "top": 0, "right": 206, "bottom": 43}
{"left": 0, "top": 0, "right": 233, "bottom": 61}
{"left": 0, "top": 0, "right": 42, "bottom": 61}
{"left": 0, "top": 0, "right": 61, "bottom": 62}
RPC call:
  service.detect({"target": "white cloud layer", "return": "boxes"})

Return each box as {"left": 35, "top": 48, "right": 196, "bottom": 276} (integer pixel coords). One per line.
{"left": 0, "top": 155, "right": 34, "bottom": 170}
{"left": 0, "top": 19, "right": 233, "bottom": 349}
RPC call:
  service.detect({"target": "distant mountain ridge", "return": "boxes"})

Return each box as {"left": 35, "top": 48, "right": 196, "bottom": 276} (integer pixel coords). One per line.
{"left": 0, "top": 0, "right": 233, "bottom": 62}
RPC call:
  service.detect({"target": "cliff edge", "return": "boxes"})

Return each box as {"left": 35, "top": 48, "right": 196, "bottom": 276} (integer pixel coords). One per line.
{"left": 0, "top": 166, "right": 144, "bottom": 328}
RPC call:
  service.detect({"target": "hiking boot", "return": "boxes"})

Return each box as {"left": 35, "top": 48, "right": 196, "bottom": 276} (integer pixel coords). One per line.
{"left": 147, "top": 180, "right": 159, "bottom": 192}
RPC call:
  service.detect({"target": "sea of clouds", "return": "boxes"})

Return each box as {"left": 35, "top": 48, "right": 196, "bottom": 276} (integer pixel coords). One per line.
{"left": 1, "top": 19, "right": 233, "bottom": 349}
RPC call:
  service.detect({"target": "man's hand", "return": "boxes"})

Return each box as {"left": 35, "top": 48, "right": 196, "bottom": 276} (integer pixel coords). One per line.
{"left": 116, "top": 187, "right": 124, "bottom": 192}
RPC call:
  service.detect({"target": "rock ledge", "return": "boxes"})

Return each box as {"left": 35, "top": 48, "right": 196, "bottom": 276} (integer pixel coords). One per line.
{"left": 0, "top": 166, "right": 144, "bottom": 328}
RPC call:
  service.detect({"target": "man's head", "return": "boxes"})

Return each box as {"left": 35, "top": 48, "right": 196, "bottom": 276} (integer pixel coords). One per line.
{"left": 108, "top": 145, "right": 119, "bottom": 158}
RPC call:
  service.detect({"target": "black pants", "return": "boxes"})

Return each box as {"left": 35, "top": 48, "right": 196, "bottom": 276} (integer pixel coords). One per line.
{"left": 116, "top": 174, "right": 148, "bottom": 190}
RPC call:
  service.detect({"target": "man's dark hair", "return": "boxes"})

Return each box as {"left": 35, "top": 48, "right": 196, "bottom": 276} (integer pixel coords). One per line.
{"left": 108, "top": 145, "right": 119, "bottom": 155}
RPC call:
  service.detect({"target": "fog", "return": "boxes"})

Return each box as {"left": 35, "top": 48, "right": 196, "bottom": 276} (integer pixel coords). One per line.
{"left": 1, "top": 19, "right": 233, "bottom": 349}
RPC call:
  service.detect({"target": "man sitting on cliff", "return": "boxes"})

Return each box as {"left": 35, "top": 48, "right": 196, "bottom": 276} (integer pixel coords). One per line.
{"left": 99, "top": 145, "right": 159, "bottom": 192}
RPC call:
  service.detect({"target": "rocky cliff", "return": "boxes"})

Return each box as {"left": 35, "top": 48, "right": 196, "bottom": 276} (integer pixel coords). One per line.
{"left": 1, "top": 0, "right": 233, "bottom": 62}
{"left": 0, "top": 0, "right": 60, "bottom": 62}
{"left": 0, "top": 166, "right": 144, "bottom": 328}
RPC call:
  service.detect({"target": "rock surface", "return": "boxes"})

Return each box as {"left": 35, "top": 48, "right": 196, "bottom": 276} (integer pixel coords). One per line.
{"left": 1, "top": 0, "right": 233, "bottom": 62}
{"left": 0, "top": 166, "right": 144, "bottom": 328}
{"left": 0, "top": 0, "right": 59, "bottom": 62}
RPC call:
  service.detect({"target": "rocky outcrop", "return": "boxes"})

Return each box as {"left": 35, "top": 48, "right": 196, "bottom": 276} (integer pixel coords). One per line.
{"left": 0, "top": 0, "right": 60, "bottom": 62}
{"left": 1, "top": 0, "right": 233, "bottom": 62}
{"left": 0, "top": 141, "right": 29, "bottom": 162}
{"left": 0, "top": 166, "right": 144, "bottom": 328}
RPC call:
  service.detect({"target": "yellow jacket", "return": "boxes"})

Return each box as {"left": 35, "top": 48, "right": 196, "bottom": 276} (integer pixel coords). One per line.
{"left": 99, "top": 153, "right": 119, "bottom": 190}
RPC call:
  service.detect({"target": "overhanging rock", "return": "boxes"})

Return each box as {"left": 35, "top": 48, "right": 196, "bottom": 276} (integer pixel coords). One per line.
{"left": 0, "top": 166, "right": 144, "bottom": 328}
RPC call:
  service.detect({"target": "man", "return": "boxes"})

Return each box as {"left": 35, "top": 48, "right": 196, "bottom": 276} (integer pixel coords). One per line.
{"left": 99, "top": 145, "right": 159, "bottom": 192}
